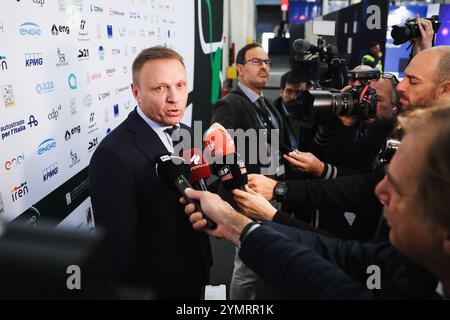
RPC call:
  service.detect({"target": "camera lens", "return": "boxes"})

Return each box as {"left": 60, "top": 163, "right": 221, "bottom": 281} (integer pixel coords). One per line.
{"left": 391, "top": 23, "right": 416, "bottom": 45}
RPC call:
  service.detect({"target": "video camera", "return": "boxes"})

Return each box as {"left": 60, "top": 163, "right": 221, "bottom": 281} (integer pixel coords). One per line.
{"left": 391, "top": 15, "right": 441, "bottom": 45}
{"left": 289, "top": 30, "right": 380, "bottom": 123}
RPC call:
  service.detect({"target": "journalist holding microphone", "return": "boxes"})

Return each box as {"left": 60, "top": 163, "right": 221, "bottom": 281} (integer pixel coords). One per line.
{"left": 181, "top": 106, "right": 450, "bottom": 300}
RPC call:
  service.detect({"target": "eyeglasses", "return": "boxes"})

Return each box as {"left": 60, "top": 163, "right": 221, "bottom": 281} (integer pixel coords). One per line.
{"left": 245, "top": 58, "right": 272, "bottom": 67}
{"left": 381, "top": 73, "right": 399, "bottom": 86}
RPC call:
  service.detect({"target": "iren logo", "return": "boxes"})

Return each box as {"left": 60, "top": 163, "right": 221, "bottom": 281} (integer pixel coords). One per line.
{"left": 11, "top": 182, "right": 29, "bottom": 202}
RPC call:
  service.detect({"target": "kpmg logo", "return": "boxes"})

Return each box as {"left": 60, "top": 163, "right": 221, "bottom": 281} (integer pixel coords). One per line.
{"left": 69, "top": 150, "right": 81, "bottom": 168}
{"left": 90, "top": 4, "right": 103, "bottom": 13}
{"left": 4, "top": 153, "right": 25, "bottom": 171}
{"left": 28, "top": 115, "right": 38, "bottom": 127}
{"left": 65, "top": 125, "right": 81, "bottom": 140}
{"left": 98, "top": 46, "right": 105, "bottom": 60}
{"left": 19, "top": 22, "right": 42, "bottom": 36}
{"left": 68, "top": 73, "right": 77, "bottom": 89}
{"left": 48, "top": 105, "right": 62, "bottom": 121}
{"left": 2, "top": 85, "right": 15, "bottom": 108}
{"left": 36, "top": 81, "right": 54, "bottom": 94}
{"left": 78, "top": 48, "right": 89, "bottom": 60}
{"left": 51, "top": 24, "right": 70, "bottom": 35}
{"left": 25, "top": 52, "right": 44, "bottom": 67}
{"left": 0, "top": 55, "right": 7, "bottom": 70}
{"left": 11, "top": 182, "right": 29, "bottom": 202}
{"left": 32, "top": 0, "right": 45, "bottom": 7}
{"left": 37, "top": 138, "right": 56, "bottom": 155}
{"left": 56, "top": 48, "right": 69, "bottom": 67}
{"left": 42, "top": 163, "right": 59, "bottom": 182}
{"left": 106, "top": 25, "right": 113, "bottom": 38}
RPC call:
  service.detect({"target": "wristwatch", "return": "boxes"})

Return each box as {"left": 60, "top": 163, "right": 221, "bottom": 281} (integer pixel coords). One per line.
{"left": 274, "top": 181, "right": 288, "bottom": 202}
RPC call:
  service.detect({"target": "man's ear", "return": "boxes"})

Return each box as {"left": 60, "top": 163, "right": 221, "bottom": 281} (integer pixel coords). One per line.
{"left": 438, "top": 80, "right": 450, "bottom": 96}
{"left": 131, "top": 83, "right": 140, "bottom": 104}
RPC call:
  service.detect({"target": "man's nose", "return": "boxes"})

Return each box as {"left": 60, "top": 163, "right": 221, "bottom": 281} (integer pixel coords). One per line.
{"left": 375, "top": 176, "right": 390, "bottom": 206}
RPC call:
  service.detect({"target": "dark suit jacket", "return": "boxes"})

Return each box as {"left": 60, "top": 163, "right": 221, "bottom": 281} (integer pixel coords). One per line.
{"left": 240, "top": 222, "right": 438, "bottom": 300}
{"left": 89, "top": 108, "right": 211, "bottom": 299}
{"left": 211, "top": 86, "right": 285, "bottom": 175}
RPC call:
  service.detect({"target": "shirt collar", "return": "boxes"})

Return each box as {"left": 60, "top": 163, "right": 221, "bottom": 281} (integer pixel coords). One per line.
{"left": 238, "top": 82, "right": 263, "bottom": 104}
{"left": 136, "top": 105, "right": 179, "bottom": 132}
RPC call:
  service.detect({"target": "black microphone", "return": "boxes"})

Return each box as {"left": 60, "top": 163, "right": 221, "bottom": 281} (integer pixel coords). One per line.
{"left": 292, "top": 38, "right": 322, "bottom": 54}
{"left": 155, "top": 153, "right": 217, "bottom": 230}
{"left": 213, "top": 153, "right": 248, "bottom": 190}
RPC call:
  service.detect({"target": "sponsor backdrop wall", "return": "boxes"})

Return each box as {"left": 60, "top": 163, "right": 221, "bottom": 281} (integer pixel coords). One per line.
{"left": 0, "top": 0, "right": 223, "bottom": 231}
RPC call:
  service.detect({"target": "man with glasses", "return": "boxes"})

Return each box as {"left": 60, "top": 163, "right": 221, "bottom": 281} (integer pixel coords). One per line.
{"left": 211, "top": 43, "right": 285, "bottom": 300}
{"left": 211, "top": 43, "right": 285, "bottom": 177}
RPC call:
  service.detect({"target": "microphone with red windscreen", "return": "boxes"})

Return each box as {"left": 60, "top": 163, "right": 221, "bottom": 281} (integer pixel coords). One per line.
{"left": 182, "top": 148, "right": 212, "bottom": 191}
{"left": 204, "top": 123, "right": 248, "bottom": 190}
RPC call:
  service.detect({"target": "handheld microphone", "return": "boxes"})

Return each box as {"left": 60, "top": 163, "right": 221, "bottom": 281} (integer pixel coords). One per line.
{"left": 155, "top": 153, "right": 217, "bottom": 229}
{"left": 204, "top": 123, "right": 248, "bottom": 190}
{"left": 204, "top": 122, "right": 235, "bottom": 157}
{"left": 181, "top": 148, "right": 212, "bottom": 191}
{"left": 213, "top": 153, "right": 248, "bottom": 190}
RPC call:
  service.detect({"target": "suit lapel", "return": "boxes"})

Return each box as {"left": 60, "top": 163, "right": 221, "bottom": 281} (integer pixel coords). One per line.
{"left": 231, "top": 87, "right": 265, "bottom": 129}
{"left": 125, "top": 109, "right": 168, "bottom": 163}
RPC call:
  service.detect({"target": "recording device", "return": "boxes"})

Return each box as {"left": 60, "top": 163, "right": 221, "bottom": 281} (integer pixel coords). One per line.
{"left": 291, "top": 37, "right": 349, "bottom": 89}
{"left": 391, "top": 15, "right": 440, "bottom": 45}
{"left": 379, "top": 138, "right": 401, "bottom": 165}
{"left": 154, "top": 154, "right": 217, "bottom": 229}
{"left": 292, "top": 69, "right": 379, "bottom": 123}
{"left": 204, "top": 123, "right": 248, "bottom": 190}
{"left": 182, "top": 148, "right": 212, "bottom": 191}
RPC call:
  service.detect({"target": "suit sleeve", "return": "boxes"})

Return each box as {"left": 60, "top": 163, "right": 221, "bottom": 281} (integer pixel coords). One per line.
{"left": 284, "top": 169, "right": 384, "bottom": 212}
{"left": 239, "top": 224, "right": 375, "bottom": 299}
{"left": 89, "top": 146, "right": 140, "bottom": 285}
{"left": 211, "top": 99, "right": 236, "bottom": 129}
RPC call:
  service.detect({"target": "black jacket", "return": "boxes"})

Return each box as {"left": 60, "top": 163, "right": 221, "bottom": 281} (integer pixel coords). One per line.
{"left": 211, "top": 86, "right": 285, "bottom": 176}
{"left": 240, "top": 222, "right": 438, "bottom": 299}
{"left": 89, "top": 108, "right": 211, "bottom": 299}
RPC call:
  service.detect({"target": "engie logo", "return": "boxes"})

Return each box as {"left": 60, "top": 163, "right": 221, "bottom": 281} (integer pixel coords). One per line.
{"left": 25, "top": 52, "right": 44, "bottom": 67}
{"left": 4, "top": 153, "right": 25, "bottom": 171}
{"left": 37, "top": 138, "right": 56, "bottom": 155}
{"left": 19, "top": 22, "right": 42, "bottom": 36}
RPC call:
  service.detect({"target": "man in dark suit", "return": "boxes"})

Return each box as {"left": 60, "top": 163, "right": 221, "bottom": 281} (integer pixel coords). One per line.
{"left": 89, "top": 47, "right": 211, "bottom": 299}
{"left": 211, "top": 43, "right": 285, "bottom": 177}
{"left": 211, "top": 43, "right": 285, "bottom": 299}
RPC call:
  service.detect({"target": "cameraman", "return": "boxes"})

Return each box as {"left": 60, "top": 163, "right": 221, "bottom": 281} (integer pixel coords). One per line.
{"left": 235, "top": 45, "right": 450, "bottom": 241}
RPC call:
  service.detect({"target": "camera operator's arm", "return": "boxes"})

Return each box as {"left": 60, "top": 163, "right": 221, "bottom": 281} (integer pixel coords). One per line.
{"left": 411, "top": 15, "right": 435, "bottom": 57}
